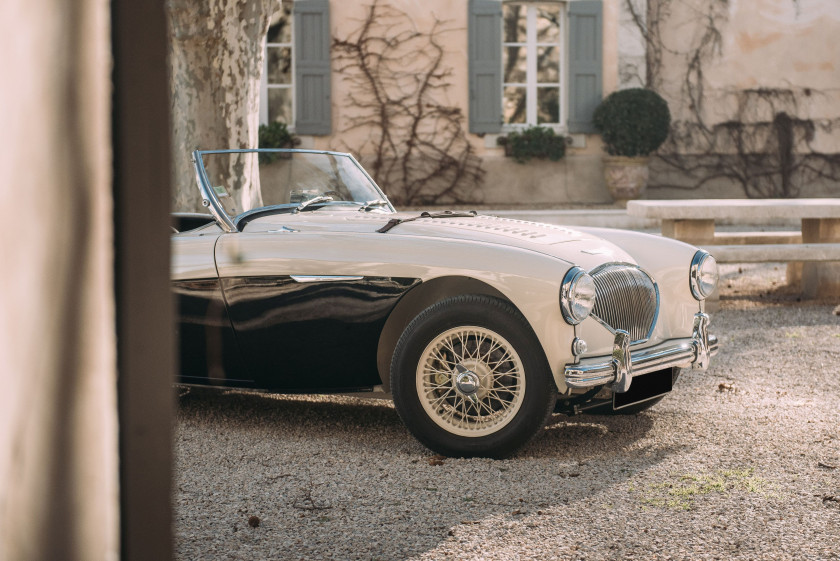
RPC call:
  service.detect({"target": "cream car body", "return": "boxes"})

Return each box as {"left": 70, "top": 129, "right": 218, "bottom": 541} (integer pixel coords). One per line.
{"left": 172, "top": 149, "right": 719, "bottom": 457}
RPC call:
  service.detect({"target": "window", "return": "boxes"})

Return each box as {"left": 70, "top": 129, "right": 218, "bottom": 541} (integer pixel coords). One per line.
{"left": 502, "top": 3, "right": 564, "bottom": 127}
{"left": 260, "top": 3, "right": 294, "bottom": 126}
{"left": 468, "top": 0, "right": 602, "bottom": 135}
{"left": 259, "top": 0, "right": 332, "bottom": 135}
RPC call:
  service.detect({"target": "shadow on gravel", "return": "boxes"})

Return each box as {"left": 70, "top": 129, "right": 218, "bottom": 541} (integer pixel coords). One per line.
{"left": 178, "top": 388, "right": 404, "bottom": 436}
{"left": 529, "top": 412, "right": 691, "bottom": 485}
{"left": 177, "top": 388, "right": 661, "bottom": 460}
{"left": 540, "top": 412, "right": 654, "bottom": 452}
{"left": 178, "top": 388, "right": 401, "bottom": 427}
{"left": 176, "top": 388, "right": 691, "bottom": 559}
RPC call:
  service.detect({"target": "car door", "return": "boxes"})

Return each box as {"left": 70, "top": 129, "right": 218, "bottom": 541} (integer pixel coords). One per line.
{"left": 171, "top": 228, "right": 253, "bottom": 387}
{"left": 215, "top": 229, "right": 420, "bottom": 391}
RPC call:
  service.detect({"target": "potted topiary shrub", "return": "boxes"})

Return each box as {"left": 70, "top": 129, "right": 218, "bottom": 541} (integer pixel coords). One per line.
{"left": 593, "top": 88, "right": 670, "bottom": 205}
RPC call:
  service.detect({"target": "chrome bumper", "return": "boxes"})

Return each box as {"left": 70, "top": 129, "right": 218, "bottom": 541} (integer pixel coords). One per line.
{"left": 564, "top": 313, "right": 719, "bottom": 392}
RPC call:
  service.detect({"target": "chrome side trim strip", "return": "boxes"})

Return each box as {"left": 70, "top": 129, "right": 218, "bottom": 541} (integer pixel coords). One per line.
{"left": 290, "top": 275, "right": 365, "bottom": 283}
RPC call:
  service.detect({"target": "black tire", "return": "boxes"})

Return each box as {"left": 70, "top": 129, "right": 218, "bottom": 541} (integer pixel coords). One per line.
{"left": 390, "top": 295, "right": 557, "bottom": 458}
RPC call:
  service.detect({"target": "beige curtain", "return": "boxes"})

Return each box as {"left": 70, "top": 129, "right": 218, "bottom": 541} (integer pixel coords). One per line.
{"left": 0, "top": 0, "right": 118, "bottom": 559}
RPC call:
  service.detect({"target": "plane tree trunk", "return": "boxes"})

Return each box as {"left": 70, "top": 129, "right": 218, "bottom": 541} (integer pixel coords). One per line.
{"left": 167, "top": 0, "right": 277, "bottom": 211}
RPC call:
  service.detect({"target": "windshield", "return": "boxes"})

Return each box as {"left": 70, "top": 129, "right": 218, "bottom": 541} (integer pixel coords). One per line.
{"left": 194, "top": 149, "right": 393, "bottom": 231}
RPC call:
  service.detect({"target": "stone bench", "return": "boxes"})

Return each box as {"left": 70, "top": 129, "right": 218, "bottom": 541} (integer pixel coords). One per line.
{"left": 626, "top": 199, "right": 840, "bottom": 298}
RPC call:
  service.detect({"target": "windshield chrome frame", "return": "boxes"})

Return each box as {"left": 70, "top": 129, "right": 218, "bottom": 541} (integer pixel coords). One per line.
{"left": 191, "top": 148, "right": 394, "bottom": 233}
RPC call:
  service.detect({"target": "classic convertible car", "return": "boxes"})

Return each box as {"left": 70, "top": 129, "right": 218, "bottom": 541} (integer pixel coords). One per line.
{"left": 172, "top": 148, "right": 720, "bottom": 458}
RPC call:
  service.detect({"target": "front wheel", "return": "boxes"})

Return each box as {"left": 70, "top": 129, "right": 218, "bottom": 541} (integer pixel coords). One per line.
{"left": 390, "top": 295, "right": 556, "bottom": 458}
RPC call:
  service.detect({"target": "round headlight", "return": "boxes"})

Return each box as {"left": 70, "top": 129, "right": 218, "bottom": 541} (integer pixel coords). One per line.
{"left": 690, "top": 251, "right": 719, "bottom": 300}
{"left": 560, "top": 267, "right": 597, "bottom": 325}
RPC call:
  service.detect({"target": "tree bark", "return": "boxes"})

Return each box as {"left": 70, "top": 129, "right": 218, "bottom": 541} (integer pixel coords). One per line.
{"left": 167, "top": 0, "right": 277, "bottom": 211}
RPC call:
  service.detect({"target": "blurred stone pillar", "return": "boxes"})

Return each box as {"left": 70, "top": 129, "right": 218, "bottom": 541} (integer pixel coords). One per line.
{"left": 0, "top": 0, "right": 118, "bottom": 560}
{"left": 113, "top": 0, "right": 174, "bottom": 559}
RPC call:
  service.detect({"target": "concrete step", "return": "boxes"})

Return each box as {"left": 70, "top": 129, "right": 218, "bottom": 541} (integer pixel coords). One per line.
{"left": 702, "top": 243, "right": 840, "bottom": 263}
{"left": 713, "top": 231, "right": 801, "bottom": 245}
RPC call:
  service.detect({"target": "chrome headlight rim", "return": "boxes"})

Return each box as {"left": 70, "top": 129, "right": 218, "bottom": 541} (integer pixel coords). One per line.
{"left": 560, "top": 267, "right": 597, "bottom": 325}
{"left": 690, "top": 250, "right": 719, "bottom": 300}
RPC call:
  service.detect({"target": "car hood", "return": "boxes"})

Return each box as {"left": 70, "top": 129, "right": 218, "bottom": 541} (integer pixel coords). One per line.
{"left": 247, "top": 210, "right": 636, "bottom": 270}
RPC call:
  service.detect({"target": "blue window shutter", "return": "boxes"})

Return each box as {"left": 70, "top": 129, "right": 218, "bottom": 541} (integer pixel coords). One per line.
{"left": 294, "top": 0, "right": 331, "bottom": 135}
{"left": 469, "top": 0, "right": 502, "bottom": 134}
{"left": 568, "top": 1, "right": 603, "bottom": 133}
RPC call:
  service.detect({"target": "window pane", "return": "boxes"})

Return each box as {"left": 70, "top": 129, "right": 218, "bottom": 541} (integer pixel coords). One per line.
{"left": 536, "top": 5, "right": 561, "bottom": 43}
{"left": 267, "top": 4, "right": 292, "bottom": 44}
{"left": 503, "top": 47, "right": 527, "bottom": 83}
{"left": 504, "top": 86, "right": 527, "bottom": 124}
{"left": 536, "top": 46, "right": 559, "bottom": 83}
{"left": 267, "top": 46, "right": 292, "bottom": 84}
{"left": 503, "top": 4, "right": 526, "bottom": 43}
{"left": 268, "top": 88, "right": 292, "bottom": 124}
{"left": 537, "top": 87, "right": 559, "bottom": 124}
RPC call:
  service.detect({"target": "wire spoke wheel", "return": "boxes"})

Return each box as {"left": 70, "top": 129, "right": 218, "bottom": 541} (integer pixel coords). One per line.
{"left": 392, "top": 295, "right": 556, "bottom": 458}
{"left": 416, "top": 326, "right": 526, "bottom": 437}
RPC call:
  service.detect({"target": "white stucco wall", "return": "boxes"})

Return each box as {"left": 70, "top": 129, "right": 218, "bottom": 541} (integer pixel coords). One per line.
{"left": 658, "top": 0, "right": 840, "bottom": 152}
{"left": 713, "top": 0, "right": 840, "bottom": 153}
{"left": 618, "top": 0, "right": 647, "bottom": 88}
{"left": 647, "top": 0, "right": 840, "bottom": 198}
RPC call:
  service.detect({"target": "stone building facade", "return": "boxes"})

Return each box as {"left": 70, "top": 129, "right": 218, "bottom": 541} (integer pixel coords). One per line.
{"left": 262, "top": 0, "right": 840, "bottom": 204}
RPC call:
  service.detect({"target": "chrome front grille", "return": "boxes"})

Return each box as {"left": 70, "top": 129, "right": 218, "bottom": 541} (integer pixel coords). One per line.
{"left": 590, "top": 264, "right": 659, "bottom": 343}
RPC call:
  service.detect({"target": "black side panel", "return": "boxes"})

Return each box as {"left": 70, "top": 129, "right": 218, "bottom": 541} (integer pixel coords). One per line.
{"left": 221, "top": 276, "right": 421, "bottom": 390}
{"left": 173, "top": 279, "right": 251, "bottom": 386}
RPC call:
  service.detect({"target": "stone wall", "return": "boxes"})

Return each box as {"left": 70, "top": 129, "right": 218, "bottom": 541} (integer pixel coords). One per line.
{"left": 256, "top": 0, "right": 840, "bottom": 205}
{"left": 299, "top": 0, "right": 630, "bottom": 205}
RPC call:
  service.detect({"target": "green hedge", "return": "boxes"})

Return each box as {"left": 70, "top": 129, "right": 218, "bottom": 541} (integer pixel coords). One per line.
{"left": 497, "top": 126, "right": 566, "bottom": 164}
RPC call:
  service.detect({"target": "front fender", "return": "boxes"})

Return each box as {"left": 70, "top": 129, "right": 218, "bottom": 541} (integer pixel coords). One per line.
{"left": 575, "top": 227, "right": 704, "bottom": 349}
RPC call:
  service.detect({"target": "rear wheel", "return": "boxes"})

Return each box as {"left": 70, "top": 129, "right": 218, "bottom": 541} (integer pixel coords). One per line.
{"left": 390, "top": 295, "right": 556, "bottom": 458}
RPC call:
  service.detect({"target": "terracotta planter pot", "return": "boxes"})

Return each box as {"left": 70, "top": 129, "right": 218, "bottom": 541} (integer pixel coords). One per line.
{"left": 603, "top": 155, "right": 649, "bottom": 206}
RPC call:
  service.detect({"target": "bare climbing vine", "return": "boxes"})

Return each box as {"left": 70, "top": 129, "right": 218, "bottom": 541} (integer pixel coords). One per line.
{"left": 626, "top": 0, "right": 840, "bottom": 198}
{"left": 332, "top": 0, "right": 484, "bottom": 205}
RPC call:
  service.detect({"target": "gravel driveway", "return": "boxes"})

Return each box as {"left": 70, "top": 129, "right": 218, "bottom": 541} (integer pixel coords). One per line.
{"left": 175, "top": 264, "right": 840, "bottom": 560}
